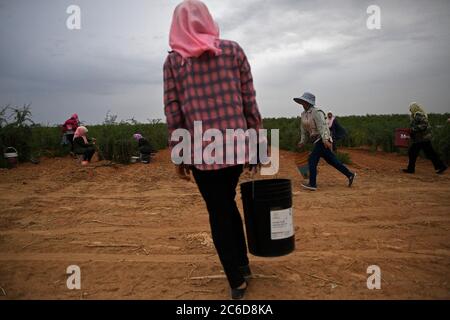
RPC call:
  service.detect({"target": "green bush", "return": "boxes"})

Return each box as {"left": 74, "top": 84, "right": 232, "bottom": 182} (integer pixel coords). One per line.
{"left": 112, "top": 139, "right": 133, "bottom": 164}
{"left": 0, "top": 125, "right": 32, "bottom": 161}
{"left": 0, "top": 105, "right": 38, "bottom": 166}
{"left": 31, "top": 125, "right": 68, "bottom": 158}
{"left": 88, "top": 122, "right": 168, "bottom": 164}
{"left": 25, "top": 122, "right": 168, "bottom": 165}
{"left": 432, "top": 124, "right": 450, "bottom": 163}
{"left": 336, "top": 152, "right": 352, "bottom": 165}
{"left": 97, "top": 136, "right": 115, "bottom": 161}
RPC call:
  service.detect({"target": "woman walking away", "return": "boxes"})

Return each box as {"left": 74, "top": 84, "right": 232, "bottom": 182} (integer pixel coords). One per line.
{"left": 163, "top": 0, "right": 262, "bottom": 299}
{"left": 133, "top": 133, "right": 155, "bottom": 164}
{"left": 295, "top": 92, "right": 356, "bottom": 191}
{"left": 403, "top": 102, "right": 447, "bottom": 174}
{"left": 73, "top": 126, "right": 96, "bottom": 166}
{"left": 327, "top": 111, "right": 346, "bottom": 152}
{"left": 62, "top": 114, "right": 80, "bottom": 153}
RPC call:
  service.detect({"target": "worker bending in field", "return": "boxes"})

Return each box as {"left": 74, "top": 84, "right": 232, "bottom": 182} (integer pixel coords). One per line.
{"left": 295, "top": 92, "right": 356, "bottom": 191}
{"left": 73, "top": 126, "right": 96, "bottom": 166}
{"left": 133, "top": 133, "right": 155, "bottom": 164}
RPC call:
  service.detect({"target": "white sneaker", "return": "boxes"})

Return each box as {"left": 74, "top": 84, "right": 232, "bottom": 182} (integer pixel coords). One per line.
{"left": 301, "top": 183, "right": 317, "bottom": 191}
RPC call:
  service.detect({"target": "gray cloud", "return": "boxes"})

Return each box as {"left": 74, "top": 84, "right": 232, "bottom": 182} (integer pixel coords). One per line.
{"left": 0, "top": 0, "right": 449, "bottom": 124}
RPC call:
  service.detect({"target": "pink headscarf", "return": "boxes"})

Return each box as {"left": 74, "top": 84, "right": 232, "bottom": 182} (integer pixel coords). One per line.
{"left": 169, "top": 0, "right": 222, "bottom": 59}
{"left": 133, "top": 133, "right": 143, "bottom": 141}
{"left": 74, "top": 126, "right": 88, "bottom": 144}
{"left": 327, "top": 111, "right": 335, "bottom": 128}
{"left": 71, "top": 114, "right": 79, "bottom": 120}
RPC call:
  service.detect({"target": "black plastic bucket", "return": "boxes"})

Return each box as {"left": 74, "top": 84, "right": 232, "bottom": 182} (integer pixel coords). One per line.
{"left": 240, "top": 179, "right": 295, "bottom": 257}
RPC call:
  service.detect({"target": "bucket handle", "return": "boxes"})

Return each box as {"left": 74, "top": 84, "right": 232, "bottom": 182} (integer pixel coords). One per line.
{"left": 247, "top": 169, "right": 281, "bottom": 200}
{"left": 5, "top": 147, "right": 18, "bottom": 154}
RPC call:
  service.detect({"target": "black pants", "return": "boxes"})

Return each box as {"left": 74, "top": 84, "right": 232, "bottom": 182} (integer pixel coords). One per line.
{"left": 192, "top": 165, "right": 248, "bottom": 289}
{"left": 140, "top": 153, "right": 151, "bottom": 163}
{"left": 309, "top": 141, "right": 353, "bottom": 187}
{"left": 139, "top": 146, "right": 152, "bottom": 163}
{"left": 82, "top": 147, "right": 96, "bottom": 162}
{"left": 332, "top": 141, "right": 337, "bottom": 153}
{"left": 408, "top": 141, "right": 445, "bottom": 172}
{"left": 66, "top": 134, "right": 74, "bottom": 152}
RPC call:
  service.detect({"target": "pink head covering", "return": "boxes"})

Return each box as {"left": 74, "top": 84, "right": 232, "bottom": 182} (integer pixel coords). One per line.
{"left": 169, "top": 0, "right": 222, "bottom": 59}
{"left": 71, "top": 114, "right": 79, "bottom": 120}
{"left": 133, "top": 133, "right": 143, "bottom": 141}
{"left": 74, "top": 126, "right": 88, "bottom": 144}
{"left": 327, "top": 111, "right": 335, "bottom": 128}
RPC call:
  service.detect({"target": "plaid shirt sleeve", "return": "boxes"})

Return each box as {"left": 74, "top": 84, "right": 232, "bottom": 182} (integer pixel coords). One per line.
{"left": 236, "top": 45, "right": 262, "bottom": 131}
{"left": 163, "top": 56, "right": 185, "bottom": 149}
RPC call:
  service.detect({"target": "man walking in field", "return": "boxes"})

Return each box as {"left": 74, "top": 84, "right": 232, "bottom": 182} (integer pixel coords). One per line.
{"left": 295, "top": 92, "right": 356, "bottom": 191}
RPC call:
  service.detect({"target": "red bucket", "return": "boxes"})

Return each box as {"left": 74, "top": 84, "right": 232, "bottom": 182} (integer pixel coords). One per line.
{"left": 395, "top": 128, "right": 411, "bottom": 148}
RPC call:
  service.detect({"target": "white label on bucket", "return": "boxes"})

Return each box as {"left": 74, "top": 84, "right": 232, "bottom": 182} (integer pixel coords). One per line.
{"left": 270, "top": 207, "right": 294, "bottom": 240}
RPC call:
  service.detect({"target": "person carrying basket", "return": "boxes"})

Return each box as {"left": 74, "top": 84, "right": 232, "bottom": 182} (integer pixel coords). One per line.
{"left": 294, "top": 92, "right": 356, "bottom": 191}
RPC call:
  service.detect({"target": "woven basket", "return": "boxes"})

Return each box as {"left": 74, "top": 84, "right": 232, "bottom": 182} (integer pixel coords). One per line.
{"left": 295, "top": 152, "right": 310, "bottom": 179}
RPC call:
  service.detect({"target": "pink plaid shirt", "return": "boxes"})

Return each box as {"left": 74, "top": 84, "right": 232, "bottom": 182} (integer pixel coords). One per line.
{"left": 163, "top": 40, "right": 263, "bottom": 170}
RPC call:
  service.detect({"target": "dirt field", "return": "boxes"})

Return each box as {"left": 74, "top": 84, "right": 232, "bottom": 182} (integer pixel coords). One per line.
{"left": 0, "top": 148, "right": 449, "bottom": 300}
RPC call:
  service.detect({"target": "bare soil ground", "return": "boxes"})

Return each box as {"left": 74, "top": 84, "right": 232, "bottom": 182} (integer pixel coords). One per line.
{"left": 0, "top": 148, "right": 449, "bottom": 300}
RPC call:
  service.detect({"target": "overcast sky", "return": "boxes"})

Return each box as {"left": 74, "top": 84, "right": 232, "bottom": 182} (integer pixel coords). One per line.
{"left": 0, "top": 0, "right": 449, "bottom": 125}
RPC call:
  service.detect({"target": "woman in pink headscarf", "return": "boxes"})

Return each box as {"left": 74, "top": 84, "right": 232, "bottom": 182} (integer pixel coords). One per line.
{"left": 327, "top": 111, "right": 346, "bottom": 152}
{"left": 132, "top": 133, "right": 155, "bottom": 163}
{"left": 62, "top": 113, "right": 80, "bottom": 153}
{"left": 164, "top": 0, "right": 263, "bottom": 299}
{"left": 73, "top": 126, "right": 96, "bottom": 165}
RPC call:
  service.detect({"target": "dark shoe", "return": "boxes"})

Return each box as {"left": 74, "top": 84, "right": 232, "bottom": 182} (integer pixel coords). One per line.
{"left": 301, "top": 183, "right": 317, "bottom": 191}
{"left": 348, "top": 173, "right": 356, "bottom": 187}
{"left": 402, "top": 169, "right": 415, "bottom": 174}
{"left": 239, "top": 265, "right": 252, "bottom": 279}
{"left": 231, "top": 281, "right": 248, "bottom": 300}
{"left": 436, "top": 166, "right": 447, "bottom": 174}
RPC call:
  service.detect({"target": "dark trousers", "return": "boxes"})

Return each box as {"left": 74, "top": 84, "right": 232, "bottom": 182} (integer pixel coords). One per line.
{"left": 407, "top": 141, "right": 445, "bottom": 172}
{"left": 332, "top": 141, "right": 337, "bottom": 153}
{"left": 66, "top": 134, "right": 74, "bottom": 152}
{"left": 83, "top": 147, "right": 96, "bottom": 162}
{"left": 309, "top": 141, "right": 353, "bottom": 187}
{"left": 140, "top": 153, "right": 151, "bottom": 163}
{"left": 192, "top": 165, "right": 248, "bottom": 289}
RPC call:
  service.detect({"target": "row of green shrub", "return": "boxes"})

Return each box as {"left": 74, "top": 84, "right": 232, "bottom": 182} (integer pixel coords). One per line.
{"left": 27, "top": 123, "right": 169, "bottom": 165}
{"left": 0, "top": 106, "right": 169, "bottom": 167}
{"left": 1, "top": 106, "right": 449, "bottom": 167}
{"left": 263, "top": 113, "right": 450, "bottom": 162}
{"left": 85, "top": 123, "right": 167, "bottom": 164}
